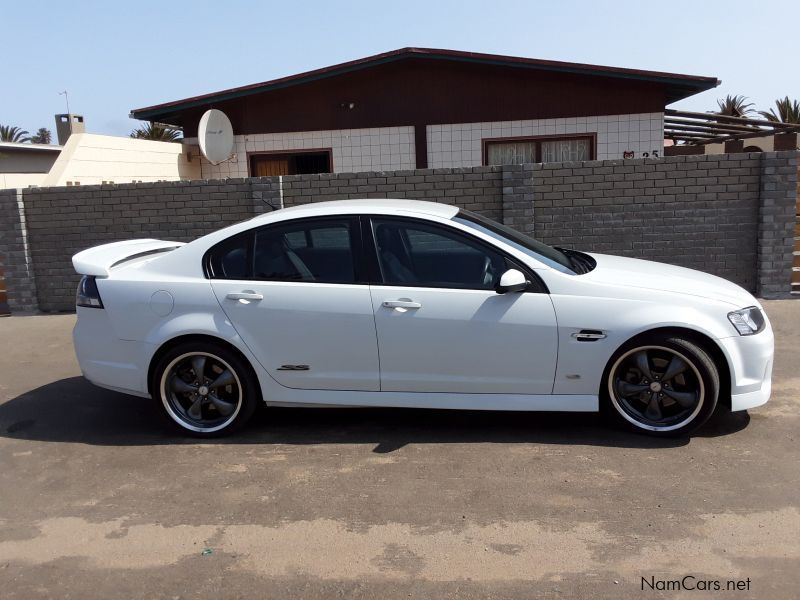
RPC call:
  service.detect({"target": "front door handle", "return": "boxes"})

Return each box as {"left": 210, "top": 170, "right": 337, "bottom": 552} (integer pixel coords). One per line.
{"left": 382, "top": 300, "right": 421, "bottom": 309}
{"left": 226, "top": 291, "right": 264, "bottom": 301}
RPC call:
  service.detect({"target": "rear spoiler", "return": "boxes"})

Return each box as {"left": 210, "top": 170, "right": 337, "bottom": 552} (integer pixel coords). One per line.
{"left": 72, "top": 239, "right": 185, "bottom": 277}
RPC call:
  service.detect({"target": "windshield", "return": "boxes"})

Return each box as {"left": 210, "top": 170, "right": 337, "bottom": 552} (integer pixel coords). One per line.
{"left": 454, "top": 209, "right": 575, "bottom": 273}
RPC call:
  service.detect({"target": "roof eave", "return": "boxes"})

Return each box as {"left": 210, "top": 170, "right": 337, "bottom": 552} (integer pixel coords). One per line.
{"left": 130, "top": 48, "right": 720, "bottom": 123}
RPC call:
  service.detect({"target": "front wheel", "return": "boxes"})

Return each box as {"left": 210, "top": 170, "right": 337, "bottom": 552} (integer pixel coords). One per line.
{"left": 603, "top": 335, "right": 719, "bottom": 437}
{"left": 152, "top": 341, "right": 259, "bottom": 437}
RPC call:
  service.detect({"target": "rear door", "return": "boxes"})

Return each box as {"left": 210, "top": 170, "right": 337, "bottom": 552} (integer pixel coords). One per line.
{"left": 208, "top": 216, "right": 379, "bottom": 391}
{"left": 367, "top": 216, "right": 559, "bottom": 394}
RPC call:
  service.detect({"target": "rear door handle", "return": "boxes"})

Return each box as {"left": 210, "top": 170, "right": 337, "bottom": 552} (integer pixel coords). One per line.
{"left": 226, "top": 291, "right": 263, "bottom": 301}
{"left": 383, "top": 300, "right": 421, "bottom": 309}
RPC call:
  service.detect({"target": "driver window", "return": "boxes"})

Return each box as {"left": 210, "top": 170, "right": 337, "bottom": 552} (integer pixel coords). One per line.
{"left": 371, "top": 218, "right": 507, "bottom": 289}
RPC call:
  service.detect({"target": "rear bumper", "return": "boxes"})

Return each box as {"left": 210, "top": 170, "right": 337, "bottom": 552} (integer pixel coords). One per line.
{"left": 718, "top": 324, "right": 774, "bottom": 412}
{"left": 73, "top": 307, "right": 152, "bottom": 397}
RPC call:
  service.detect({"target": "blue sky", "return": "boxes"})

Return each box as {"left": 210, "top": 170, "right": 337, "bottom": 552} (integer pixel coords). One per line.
{"left": 3, "top": 0, "right": 798, "bottom": 138}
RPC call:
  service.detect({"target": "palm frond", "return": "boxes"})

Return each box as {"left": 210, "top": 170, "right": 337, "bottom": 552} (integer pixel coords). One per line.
{"left": 130, "top": 122, "right": 182, "bottom": 142}
{"left": 29, "top": 127, "right": 52, "bottom": 144}
{"left": 0, "top": 125, "right": 31, "bottom": 143}
{"left": 716, "top": 95, "right": 754, "bottom": 118}
{"left": 758, "top": 97, "right": 800, "bottom": 124}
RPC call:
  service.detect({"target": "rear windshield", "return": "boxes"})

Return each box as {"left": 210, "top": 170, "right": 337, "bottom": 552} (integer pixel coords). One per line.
{"left": 454, "top": 210, "right": 575, "bottom": 273}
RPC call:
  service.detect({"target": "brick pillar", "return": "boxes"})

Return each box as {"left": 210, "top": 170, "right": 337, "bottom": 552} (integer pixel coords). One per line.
{"left": 501, "top": 164, "right": 535, "bottom": 235}
{"left": 774, "top": 132, "right": 797, "bottom": 152}
{"left": 724, "top": 140, "right": 744, "bottom": 153}
{"left": 0, "top": 189, "right": 39, "bottom": 313}
{"left": 756, "top": 151, "right": 798, "bottom": 298}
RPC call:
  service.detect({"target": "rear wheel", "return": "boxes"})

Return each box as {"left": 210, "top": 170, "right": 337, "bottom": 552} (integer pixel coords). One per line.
{"left": 603, "top": 335, "right": 719, "bottom": 437}
{"left": 152, "top": 342, "right": 259, "bottom": 437}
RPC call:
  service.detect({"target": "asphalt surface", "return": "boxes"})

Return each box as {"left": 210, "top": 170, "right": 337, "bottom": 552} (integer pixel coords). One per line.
{"left": 0, "top": 301, "right": 798, "bottom": 599}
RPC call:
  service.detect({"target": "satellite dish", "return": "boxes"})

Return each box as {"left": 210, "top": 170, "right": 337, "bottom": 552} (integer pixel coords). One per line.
{"left": 198, "top": 109, "right": 234, "bottom": 164}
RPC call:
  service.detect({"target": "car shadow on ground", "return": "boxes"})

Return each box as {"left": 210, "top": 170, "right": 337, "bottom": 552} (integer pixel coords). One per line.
{"left": 0, "top": 377, "right": 750, "bottom": 452}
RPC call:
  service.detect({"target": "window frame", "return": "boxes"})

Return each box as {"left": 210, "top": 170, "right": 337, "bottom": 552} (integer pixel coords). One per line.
{"left": 248, "top": 148, "right": 333, "bottom": 177}
{"left": 361, "top": 215, "right": 547, "bottom": 293}
{"left": 203, "top": 215, "right": 367, "bottom": 284}
{"left": 482, "top": 133, "right": 596, "bottom": 165}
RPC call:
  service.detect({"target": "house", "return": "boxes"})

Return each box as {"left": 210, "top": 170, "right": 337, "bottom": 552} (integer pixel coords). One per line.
{"left": 41, "top": 132, "right": 198, "bottom": 187}
{"left": 130, "top": 47, "right": 719, "bottom": 178}
{"left": 0, "top": 141, "right": 62, "bottom": 188}
{"left": 0, "top": 114, "right": 199, "bottom": 189}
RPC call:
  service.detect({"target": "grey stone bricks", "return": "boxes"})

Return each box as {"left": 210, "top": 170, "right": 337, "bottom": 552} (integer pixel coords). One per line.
{"left": 0, "top": 152, "right": 796, "bottom": 313}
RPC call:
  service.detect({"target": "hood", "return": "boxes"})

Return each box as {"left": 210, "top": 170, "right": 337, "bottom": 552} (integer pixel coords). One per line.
{"left": 583, "top": 253, "right": 757, "bottom": 308}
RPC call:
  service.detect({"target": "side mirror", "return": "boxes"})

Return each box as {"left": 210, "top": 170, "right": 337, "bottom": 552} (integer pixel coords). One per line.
{"left": 496, "top": 269, "right": 528, "bottom": 294}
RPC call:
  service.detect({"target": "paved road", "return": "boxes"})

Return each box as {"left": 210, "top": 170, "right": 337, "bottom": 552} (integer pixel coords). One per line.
{"left": 0, "top": 302, "right": 798, "bottom": 599}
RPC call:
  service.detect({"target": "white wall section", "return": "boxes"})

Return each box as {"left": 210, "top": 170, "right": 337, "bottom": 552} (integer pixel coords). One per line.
{"left": 427, "top": 113, "right": 665, "bottom": 168}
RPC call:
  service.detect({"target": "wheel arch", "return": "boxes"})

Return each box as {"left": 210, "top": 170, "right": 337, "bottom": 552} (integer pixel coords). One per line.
{"left": 147, "top": 333, "right": 262, "bottom": 400}
{"left": 602, "top": 326, "right": 731, "bottom": 408}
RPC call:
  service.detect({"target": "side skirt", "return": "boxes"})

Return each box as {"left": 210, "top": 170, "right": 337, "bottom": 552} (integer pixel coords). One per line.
{"left": 264, "top": 390, "right": 598, "bottom": 412}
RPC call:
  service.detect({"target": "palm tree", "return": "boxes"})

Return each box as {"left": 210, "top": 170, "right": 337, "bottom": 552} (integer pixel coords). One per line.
{"left": 0, "top": 125, "right": 31, "bottom": 143}
{"left": 130, "top": 122, "right": 182, "bottom": 142}
{"left": 29, "top": 127, "right": 52, "bottom": 144}
{"left": 716, "top": 95, "right": 754, "bottom": 118}
{"left": 758, "top": 97, "right": 800, "bottom": 124}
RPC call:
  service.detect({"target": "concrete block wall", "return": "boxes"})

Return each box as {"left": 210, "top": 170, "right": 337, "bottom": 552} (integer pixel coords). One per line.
{"left": 0, "top": 152, "right": 796, "bottom": 313}
{"left": 278, "top": 166, "right": 504, "bottom": 222}
{"left": 21, "top": 180, "right": 259, "bottom": 312}
{"left": 0, "top": 188, "right": 38, "bottom": 312}
{"left": 757, "top": 152, "right": 798, "bottom": 297}
{"left": 530, "top": 153, "right": 772, "bottom": 292}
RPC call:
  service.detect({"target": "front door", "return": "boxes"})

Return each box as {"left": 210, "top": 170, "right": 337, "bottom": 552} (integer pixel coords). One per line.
{"left": 368, "top": 217, "right": 558, "bottom": 394}
{"left": 209, "top": 216, "right": 379, "bottom": 391}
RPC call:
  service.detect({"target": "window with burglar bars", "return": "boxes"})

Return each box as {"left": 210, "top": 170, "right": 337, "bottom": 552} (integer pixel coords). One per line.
{"left": 484, "top": 135, "right": 594, "bottom": 165}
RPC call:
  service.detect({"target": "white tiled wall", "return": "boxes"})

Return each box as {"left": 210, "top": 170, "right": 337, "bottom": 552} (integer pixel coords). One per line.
{"left": 189, "top": 114, "right": 664, "bottom": 178}
{"left": 193, "top": 126, "right": 416, "bottom": 178}
{"left": 427, "top": 113, "right": 664, "bottom": 168}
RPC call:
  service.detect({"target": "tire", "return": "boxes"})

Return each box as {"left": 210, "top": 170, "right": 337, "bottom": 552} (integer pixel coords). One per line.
{"left": 151, "top": 341, "right": 259, "bottom": 437}
{"left": 601, "top": 334, "right": 719, "bottom": 437}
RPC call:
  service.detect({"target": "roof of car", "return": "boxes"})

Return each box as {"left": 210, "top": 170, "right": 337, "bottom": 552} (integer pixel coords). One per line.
{"left": 253, "top": 199, "right": 460, "bottom": 221}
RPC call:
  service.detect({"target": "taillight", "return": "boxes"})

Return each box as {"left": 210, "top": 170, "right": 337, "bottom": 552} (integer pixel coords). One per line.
{"left": 76, "top": 275, "right": 104, "bottom": 308}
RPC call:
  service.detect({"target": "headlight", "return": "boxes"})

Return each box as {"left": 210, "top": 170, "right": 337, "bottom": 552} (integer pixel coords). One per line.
{"left": 727, "top": 306, "right": 765, "bottom": 336}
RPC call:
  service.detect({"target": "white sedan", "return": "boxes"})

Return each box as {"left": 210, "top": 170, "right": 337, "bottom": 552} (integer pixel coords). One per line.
{"left": 72, "top": 199, "right": 773, "bottom": 437}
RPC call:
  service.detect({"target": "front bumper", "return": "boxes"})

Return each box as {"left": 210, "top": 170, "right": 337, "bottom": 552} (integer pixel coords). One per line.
{"left": 718, "top": 322, "right": 774, "bottom": 411}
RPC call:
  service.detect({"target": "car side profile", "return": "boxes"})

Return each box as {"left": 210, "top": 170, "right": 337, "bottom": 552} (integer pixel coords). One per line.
{"left": 72, "top": 199, "right": 773, "bottom": 437}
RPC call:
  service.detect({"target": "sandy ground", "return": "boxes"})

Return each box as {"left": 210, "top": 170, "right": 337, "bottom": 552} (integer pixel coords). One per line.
{"left": 0, "top": 301, "right": 798, "bottom": 599}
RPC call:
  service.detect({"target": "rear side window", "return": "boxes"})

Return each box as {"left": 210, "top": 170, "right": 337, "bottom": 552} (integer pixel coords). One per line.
{"left": 206, "top": 234, "right": 249, "bottom": 279}
{"left": 205, "top": 217, "right": 361, "bottom": 284}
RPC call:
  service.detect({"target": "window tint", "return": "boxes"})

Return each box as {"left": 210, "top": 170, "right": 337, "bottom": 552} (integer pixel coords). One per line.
{"left": 253, "top": 219, "right": 356, "bottom": 283}
{"left": 284, "top": 230, "right": 308, "bottom": 249}
{"left": 310, "top": 226, "right": 350, "bottom": 249}
{"left": 455, "top": 209, "right": 574, "bottom": 272}
{"left": 207, "top": 234, "right": 249, "bottom": 280}
{"left": 371, "top": 218, "right": 507, "bottom": 289}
